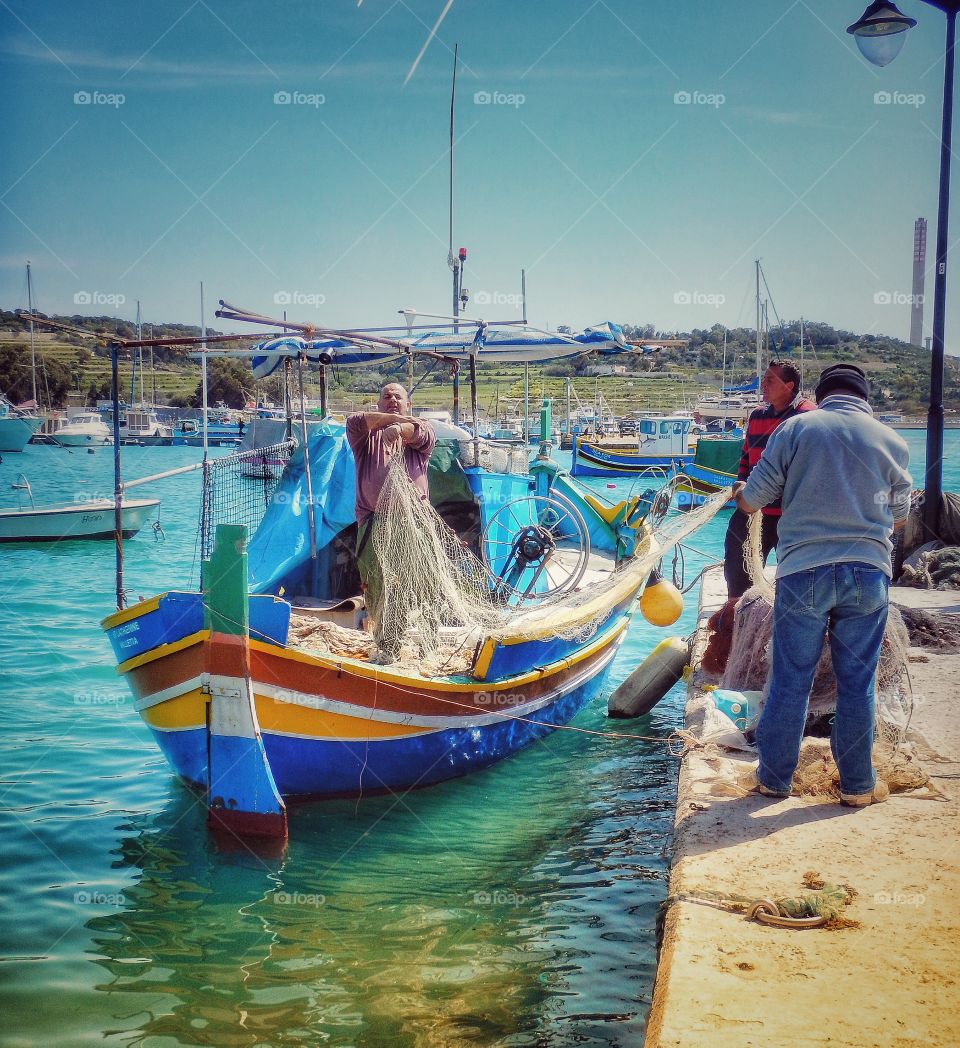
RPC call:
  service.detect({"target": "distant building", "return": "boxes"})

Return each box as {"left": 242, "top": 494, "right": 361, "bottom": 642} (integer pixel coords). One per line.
{"left": 910, "top": 217, "right": 927, "bottom": 347}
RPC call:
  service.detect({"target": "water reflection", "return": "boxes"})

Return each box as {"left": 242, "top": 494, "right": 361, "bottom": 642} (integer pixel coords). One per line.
{"left": 83, "top": 711, "right": 674, "bottom": 1046}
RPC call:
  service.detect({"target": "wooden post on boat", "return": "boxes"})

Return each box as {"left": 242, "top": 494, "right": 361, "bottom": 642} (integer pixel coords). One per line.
{"left": 295, "top": 355, "right": 319, "bottom": 595}
{"left": 203, "top": 523, "right": 287, "bottom": 840}
{"left": 110, "top": 341, "right": 125, "bottom": 610}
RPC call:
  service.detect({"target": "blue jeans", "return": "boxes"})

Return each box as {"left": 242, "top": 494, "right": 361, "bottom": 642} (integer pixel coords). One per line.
{"left": 756, "top": 562, "right": 889, "bottom": 797}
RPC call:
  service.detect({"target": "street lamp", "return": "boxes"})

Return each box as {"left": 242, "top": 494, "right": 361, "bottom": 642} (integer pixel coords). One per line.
{"left": 848, "top": 0, "right": 960, "bottom": 536}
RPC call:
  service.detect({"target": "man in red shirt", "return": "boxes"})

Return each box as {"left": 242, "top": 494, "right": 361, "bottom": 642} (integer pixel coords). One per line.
{"left": 723, "top": 361, "right": 815, "bottom": 598}
{"left": 345, "top": 383, "right": 436, "bottom": 637}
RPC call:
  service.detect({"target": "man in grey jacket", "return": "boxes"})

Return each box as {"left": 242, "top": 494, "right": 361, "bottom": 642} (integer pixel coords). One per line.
{"left": 733, "top": 364, "right": 912, "bottom": 807}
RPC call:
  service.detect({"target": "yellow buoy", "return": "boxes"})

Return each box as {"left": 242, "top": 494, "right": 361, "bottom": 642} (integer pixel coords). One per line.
{"left": 640, "top": 570, "right": 684, "bottom": 627}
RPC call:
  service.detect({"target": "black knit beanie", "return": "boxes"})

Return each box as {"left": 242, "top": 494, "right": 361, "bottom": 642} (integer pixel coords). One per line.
{"left": 815, "top": 364, "right": 870, "bottom": 403}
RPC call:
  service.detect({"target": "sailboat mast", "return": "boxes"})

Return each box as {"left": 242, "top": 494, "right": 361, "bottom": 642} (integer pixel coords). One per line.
{"left": 26, "top": 261, "right": 37, "bottom": 406}
{"left": 136, "top": 301, "right": 144, "bottom": 405}
{"left": 755, "top": 259, "right": 762, "bottom": 381}
{"left": 799, "top": 316, "right": 805, "bottom": 392}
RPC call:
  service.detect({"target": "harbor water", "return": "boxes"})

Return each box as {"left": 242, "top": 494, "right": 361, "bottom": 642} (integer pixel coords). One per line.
{"left": 0, "top": 430, "right": 951, "bottom": 1046}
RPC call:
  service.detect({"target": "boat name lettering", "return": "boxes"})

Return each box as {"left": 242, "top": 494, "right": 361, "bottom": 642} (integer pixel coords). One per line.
{"left": 113, "top": 621, "right": 141, "bottom": 638}
{"left": 80, "top": 513, "right": 104, "bottom": 524}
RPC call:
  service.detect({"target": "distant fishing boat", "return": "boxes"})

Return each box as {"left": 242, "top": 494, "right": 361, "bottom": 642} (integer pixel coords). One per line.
{"left": 570, "top": 415, "right": 694, "bottom": 478}
{"left": 120, "top": 407, "right": 173, "bottom": 446}
{"left": 0, "top": 475, "right": 158, "bottom": 542}
{"left": 171, "top": 411, "right": 243, "bottom": 446}
{"left": 675, "top": 435, "right": 741, "bottom": 510}
{"left": 0, "top": 394, "right": 44, "bottom": 452}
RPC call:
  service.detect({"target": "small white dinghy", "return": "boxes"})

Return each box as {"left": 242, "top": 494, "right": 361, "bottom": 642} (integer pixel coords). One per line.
{"left": 0, "top": 475, "right": 159, "bottom": 543}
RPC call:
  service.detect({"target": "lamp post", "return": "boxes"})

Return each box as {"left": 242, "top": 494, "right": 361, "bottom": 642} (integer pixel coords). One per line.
{"left": 848, "top": 1, "right": 959, "bottom": 536}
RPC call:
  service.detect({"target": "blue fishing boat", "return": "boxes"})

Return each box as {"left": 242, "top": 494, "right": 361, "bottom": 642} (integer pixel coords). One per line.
{"left": 675, "top": 435, "right": 742, "bottom": 510}
{"left": 571, "top": 415, "right": 695, "bottom": 478}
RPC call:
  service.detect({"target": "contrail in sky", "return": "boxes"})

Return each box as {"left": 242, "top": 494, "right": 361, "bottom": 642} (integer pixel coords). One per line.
{"left": 404, "top": 0, "right": 456, "bottom": 85}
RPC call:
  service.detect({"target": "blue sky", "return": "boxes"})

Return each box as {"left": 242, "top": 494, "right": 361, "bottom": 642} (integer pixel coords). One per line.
{"left": 0, "top": 0, "right": 950, "bottom": 345}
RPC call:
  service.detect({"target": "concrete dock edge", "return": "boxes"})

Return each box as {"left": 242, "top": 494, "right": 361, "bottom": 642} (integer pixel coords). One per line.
{"left": 644, "top": 568, "right": 960, "bottom": 1048}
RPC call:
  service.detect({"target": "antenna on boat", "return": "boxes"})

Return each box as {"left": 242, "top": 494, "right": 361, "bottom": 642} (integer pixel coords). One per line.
{"left": 448, "top": 43, "right": 462, "bottom": 423}
{"left": 200, "top": 282, "right": 209, "bottom": 463}
{"left": 521, "top": 269, "right": 527, "bottom": 324}
{"left": 26, "top": 261, "right": 37, "bottom": 408}
{"left": 755, "top": 259, "right": 762, "bottom": 382}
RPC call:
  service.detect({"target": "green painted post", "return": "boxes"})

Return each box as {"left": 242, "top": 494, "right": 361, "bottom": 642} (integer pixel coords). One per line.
{"left": 202, "top": 524, "right": 249, "bottom": 636}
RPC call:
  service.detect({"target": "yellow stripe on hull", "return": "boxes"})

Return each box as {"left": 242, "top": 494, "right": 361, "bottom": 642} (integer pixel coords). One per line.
{"left": 140, "top": 688, "right": 207, "bottom": 731}
{"left": 254, "top": 696, "right": 428, "bottom": 740}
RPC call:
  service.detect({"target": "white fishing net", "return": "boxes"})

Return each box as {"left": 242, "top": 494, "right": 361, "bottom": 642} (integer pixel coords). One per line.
{"left": 457, "top": 439, "right": 529, "bottom": 475}
{"left": 363, "top": 462, "right": 730, "bottom": 671}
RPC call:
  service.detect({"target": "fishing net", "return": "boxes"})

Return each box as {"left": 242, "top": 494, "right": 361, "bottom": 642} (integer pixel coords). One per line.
{"left": 370, "top": 456, "right": 512, "bottom": 670}
{"left": 365, "top": 461, "right": 731, "bottom": 671}
{"left": 720, "top": 530, "right": 935, "bottom": 797}
{"left": 199, "top": 440, "right": 295, "bottom": 564}
{"left": 457, "top": 439, "right": 529, "bottom": 475}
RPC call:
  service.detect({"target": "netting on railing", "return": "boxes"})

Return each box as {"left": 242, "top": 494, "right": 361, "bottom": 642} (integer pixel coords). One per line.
{"left": 199, "top": 441, "right": 295, "bottom": 562}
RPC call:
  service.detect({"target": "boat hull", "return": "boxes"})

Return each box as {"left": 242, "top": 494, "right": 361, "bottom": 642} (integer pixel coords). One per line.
{"left": 571, "top": 438, "right": 691, "bottom": 478}
{"left": 0, "top": 498, "right": 160, "bottom": 542}
{"left": 105, "top": 589, "right": 632, "bottom": 799}
{"left": 675, "top": 464, "right": 736, "bottom": 510}
{"left": 0, "top": 415, "right": 44, "bottom": 452}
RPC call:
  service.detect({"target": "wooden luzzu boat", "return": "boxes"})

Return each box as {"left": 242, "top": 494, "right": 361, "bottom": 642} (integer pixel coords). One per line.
{"left": 570, "top": 415, "right": 695, "bottom": 478}
{"left": 102, "top": 427, "right": 709, "bottom": 839}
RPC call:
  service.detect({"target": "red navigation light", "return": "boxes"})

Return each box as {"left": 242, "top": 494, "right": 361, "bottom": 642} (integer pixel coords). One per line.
{"left": 458, "top": 247, "right": 467, "bottom": 260}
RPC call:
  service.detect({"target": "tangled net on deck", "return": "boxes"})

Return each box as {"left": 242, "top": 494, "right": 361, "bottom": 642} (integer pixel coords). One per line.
{"left": 365, "top": 457, "right": 731, "bottom": 672}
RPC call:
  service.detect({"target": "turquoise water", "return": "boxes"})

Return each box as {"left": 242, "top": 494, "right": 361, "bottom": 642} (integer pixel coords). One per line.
{"left": 0, "top": 431, "right": 951, "bottom": 1046}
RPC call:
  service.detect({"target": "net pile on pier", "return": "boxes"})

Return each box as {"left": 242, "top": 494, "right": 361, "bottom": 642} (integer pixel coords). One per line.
{"left": 720, "top": 517, "right": 929, "bottom": 796}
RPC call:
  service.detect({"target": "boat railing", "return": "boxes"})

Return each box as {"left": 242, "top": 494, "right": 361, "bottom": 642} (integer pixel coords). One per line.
{"left": 12, "top": 474, "right": 35, "bottom": 512}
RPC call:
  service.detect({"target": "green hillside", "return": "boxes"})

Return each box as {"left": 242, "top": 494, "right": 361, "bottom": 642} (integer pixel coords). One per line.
{"left": 2, "top": 310, "right": 957, "bottom": 418}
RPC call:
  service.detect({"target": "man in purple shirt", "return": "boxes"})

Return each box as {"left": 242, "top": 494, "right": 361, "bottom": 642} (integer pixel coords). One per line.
{"left": 345, "top": 383, "right": 436, "bottom": 637}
